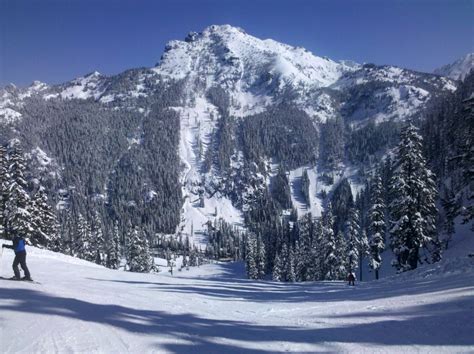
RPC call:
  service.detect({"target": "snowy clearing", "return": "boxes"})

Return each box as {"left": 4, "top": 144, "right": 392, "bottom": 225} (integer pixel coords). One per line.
{"left": 0, "top": 242, "right": 473, "bottom": 353}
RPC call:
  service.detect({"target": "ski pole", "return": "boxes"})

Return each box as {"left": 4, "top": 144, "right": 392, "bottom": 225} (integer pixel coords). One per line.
{"left": 0, "top": 245, "right": 3, "bottom": 276}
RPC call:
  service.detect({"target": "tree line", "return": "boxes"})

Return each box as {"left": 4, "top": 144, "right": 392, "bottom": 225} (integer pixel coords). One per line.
{"left": 241, "top": 122, "right": 441, "bottom": 281}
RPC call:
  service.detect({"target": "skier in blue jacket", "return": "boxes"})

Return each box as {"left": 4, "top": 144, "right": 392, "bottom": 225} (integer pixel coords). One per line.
{"left": 2, "top": 233, "right": 32, "bottom": 281}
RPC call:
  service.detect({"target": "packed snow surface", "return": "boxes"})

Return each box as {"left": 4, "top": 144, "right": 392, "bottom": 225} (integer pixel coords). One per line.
{"left": 0, "top": 241, "right": 473, "bottom": 353}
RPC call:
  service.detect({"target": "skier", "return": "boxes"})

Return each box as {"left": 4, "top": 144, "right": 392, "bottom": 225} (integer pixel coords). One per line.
{"left": 2, "top": 232, "right": 32, "bottom": 281}
{"left": 347, "top": 272, "right": 355, "bottom": 286}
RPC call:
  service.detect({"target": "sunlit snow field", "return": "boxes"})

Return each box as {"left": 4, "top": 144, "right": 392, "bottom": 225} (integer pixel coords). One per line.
{"left": 1, "top": 235, "right": 473, "bottom": 354}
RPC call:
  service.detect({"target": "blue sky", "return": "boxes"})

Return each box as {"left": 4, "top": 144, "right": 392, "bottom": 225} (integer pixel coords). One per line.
{"left": 1, "top": 0, "right": 473, "bottom": 86}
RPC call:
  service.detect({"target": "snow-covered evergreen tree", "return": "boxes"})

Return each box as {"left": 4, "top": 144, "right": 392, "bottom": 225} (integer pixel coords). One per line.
{"left": 256, "top": 234, "right": 266, "bottom": 279}
{"left": 346, "top": 208, "right": 360, "bottom": 274}
{"left": 334, "top": 231, "right": 348, "bottom": 279}
{"left": 279, "top": 242, "right": 289, "bottom": 281}
{"left": 48, "top": 219, "right": 62, "bottom": 253}
{"left": 389, "top": 123, "right": 440, "bottom": 271}
{"left": 301, "top": 169, "right": 311, "bottom": 206}
{"left": 272, "top": 166, "right": 292, "bottom": 209}
{"left": 107, "top": 221, "right": 121, "bottom": 269}
{"left": 307, "top": 219, "right": 323, "bottom": 281}
{"left": 91, "top": 211, "right": 105, "bottom": 265}
{"left": 5, "top": 143, "right": 33, "bottom": 239}
{"left": 245, "top": 233, "right": 258, "bottom": 279}
{"left": 321, "top": 203, "right": 339, "bottom": 280}
{"left": 127, "top": 226, "right": 152, "bottom": 272}
{"left": 189, "top": 249, "right": 198, "bottom": 267}
{"left": 31, "top": 187, "right": 58, "bottom": 247}
{"left": 272, "top": 251, "right": 283, "bottom": 281}
{"left": 348, "top": 206, "right": 369, "bottom": 280}
{"left": 358, "top": 229, "right": 369, "bottom": 280}
{"left": 296, "top": 213, "right": 313, "bottom": 281}
{"left": 60, "top": 208, "right": 75, "bottom": 255}
{"left": 369, "top": 171, "right": 386, "bottom": 279}
{"left": 440, "top": 185, "right": 458, "bottom": 250}
{"left": 286, "top": 245, "right": 297, "bottom": 282}
{"left": 76, "top": 213, "right": 94, "bottom": 261}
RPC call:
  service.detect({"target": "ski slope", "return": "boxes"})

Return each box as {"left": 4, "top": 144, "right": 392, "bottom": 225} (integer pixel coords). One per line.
{"left": 0, "top": 241, "right": 473, "bottom": 353}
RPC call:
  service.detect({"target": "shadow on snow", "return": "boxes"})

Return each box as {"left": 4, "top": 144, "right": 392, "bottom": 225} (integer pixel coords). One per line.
{"left": 1, "top": 263, "right": 473, "bottom": 352}
{"left": 0, "top": 287, "right": 472, "bottom": 352}
{"left": 88, "top": 262, "right": 474, "bottom": 305}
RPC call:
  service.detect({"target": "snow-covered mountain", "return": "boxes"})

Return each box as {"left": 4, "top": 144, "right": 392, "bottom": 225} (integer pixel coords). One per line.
{"left": 434, "top": 53, "right": 474, "bottom": 81}
{"left": 0, "top": 25, "right": 462, "bottom": 247}
{"left": 153, "top": 25, "right": 359, "bottom": 117}
{"left": 1, "top": 25, "right": 457, "bottom": 124}
{"left": 0, "top": 81, "right": 49, "bottom": 124}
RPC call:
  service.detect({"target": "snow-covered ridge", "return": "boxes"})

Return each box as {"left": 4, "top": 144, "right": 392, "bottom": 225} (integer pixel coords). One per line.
{"left": 0, "top": 81, "right": 50, "bottom": 123}
{"left": 152, "top": 24, "right": 360, "bottom": 117}
{"left": 434, "top": 53, "right": 474, "bottom": 81}
{"left": 154, "top": 24, "right": 359, "bottom": 89}
{"left": 1, "top": 24, "right": 458, "bottom": 124}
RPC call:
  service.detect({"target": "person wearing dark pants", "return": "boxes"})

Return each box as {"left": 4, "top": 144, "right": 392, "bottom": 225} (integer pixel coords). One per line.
{"left": 347, "top": 272, "right": 355, "bottom": 286}
{"left": 2, "top": 234, "right": 32, "bottom": 281}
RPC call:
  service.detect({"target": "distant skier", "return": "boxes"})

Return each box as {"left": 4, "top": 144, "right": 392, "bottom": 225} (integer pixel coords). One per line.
{"left": 347, "top": 272, "right": 355, "bottom": 286}
{"left": 2, "top": 232, "right": 32, "bottom": 281}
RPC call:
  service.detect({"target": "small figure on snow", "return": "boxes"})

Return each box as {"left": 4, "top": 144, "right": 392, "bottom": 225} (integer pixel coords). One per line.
{"left": 2, "top": 231, "right": 32, "bottom": 281}
{"left": 347, "top": 272, "right": 355, "bottom": 286}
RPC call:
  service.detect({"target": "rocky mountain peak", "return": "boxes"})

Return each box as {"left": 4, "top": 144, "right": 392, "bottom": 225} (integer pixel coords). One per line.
{"left": 153, "top": 24, "right": 359, "bottom": 94}
{"left": 434, "top": 53, "right": 474, "bottom": 81}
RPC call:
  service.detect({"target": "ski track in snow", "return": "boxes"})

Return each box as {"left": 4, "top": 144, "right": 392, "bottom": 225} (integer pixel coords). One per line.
{"left": 288, "top": 166, "right": 324, "bottom": 218}
{"left": 0, "top": 240, "right": 473, "bottom": 353}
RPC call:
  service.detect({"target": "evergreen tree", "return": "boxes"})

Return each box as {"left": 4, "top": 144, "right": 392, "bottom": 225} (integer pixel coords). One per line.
{"left": 301, "top": 169, "right": 311, "bottom": 206}
{"left": 189, "top": 249, "right": 197, "bottom": 267}
{"left": 256, "top": 234, "right": 266, "bottom": 279}
{"left": 92, "top": 211, "right": 105, "bottom": 265}
{"left": 60, "top": 208, "right": 75, "bottom": 255}
{"left": 76, "top": 214, "right": 94, "bottom": 261}
{"left": 357, "top": 229, "right": 369, "bottom": 281}
{"left": 331, "top": 178, "right": 354, "bottom": 236}
{"left": 48, "top": 219, "right": 62, "bottom": 253}
{"left": 286, "top": 245, "right": 297, "bottom": 282}
{"left": 272, "top": 251, "right": 283, "bottom": 281}
{"left": 127, "top": 227, "right": 152, "bottom": 272}
{"left": 296, "top": 213, "right": 313, "bottom": 281}
{"left": 308, "top": 219, "right": 323, "bottom": 281}
{"left": 4, "top": 143, "right": 33, "bottom": 240}
{"left": 31, "top": 187, "right": 58, "bottom": 247}
{"left": 389, "top": 123, "right": 440, "bottom": 271}
{"left": 346, "top": 208, "right": 360, "bottom": 274}
{"left": 321, "top": 203, "right": 339, "bottom": 280}
{"left": 107, "top": 221, "right": 121, "bottom": 269}
{"left": 348, "top": 205, "right": 369, "bottom": 281}
{"left": 320, "top": 116, "right": 345, "bottom": 169}
{"left": 279, "top": 242, "right": 289, "bottom": 281}
{"left": 334, "top": 231, "right": 348, "bottom": 279}
{"left": 272, "top": 166, "right": 292, "bottom": 210}
{"left": 440, "top": 185, "right": 458, "bottom": 250}
{"left": 369, "top": 172, "right": 386, "bottom": 279}
{"left": 245, "top": 233, "right": 258, "bottom": 279}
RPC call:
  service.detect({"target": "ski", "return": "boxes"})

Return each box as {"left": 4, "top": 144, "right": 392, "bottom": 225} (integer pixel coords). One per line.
{"left": 0, "top": 276, "right": 41, "bottom": 285}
